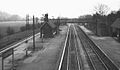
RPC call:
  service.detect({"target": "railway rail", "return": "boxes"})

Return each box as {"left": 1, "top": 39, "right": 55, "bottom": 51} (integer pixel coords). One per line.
{"left": 58, "top": 24, "right": 119, "bottom": 70}
{"left": 0, "top": 32, "right": 40, "bottom": 56}
{"left": 0, "top": 29, "right": 40, "bottom": 50}
{"left": 4, "top": 24, "right": 118, "bottom": 70}
{"left": 75, "top": 25, "right": 119, "bottom": 70}
{"left": 58, "top": 25, "right": 83, "bottom": 70}
{"left": 67, "top": 25, "right": 82, "bottom": 70}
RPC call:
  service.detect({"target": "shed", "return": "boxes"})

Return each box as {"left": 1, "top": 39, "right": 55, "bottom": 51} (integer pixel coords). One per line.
{"left": 40, "top": 13, "right": 61, "bottom": 38}
{"left": 111, "top": 18, "right": 120, "bottom": 39}
{"left": 40, "top": 20, "right": 57, "bottom": 38}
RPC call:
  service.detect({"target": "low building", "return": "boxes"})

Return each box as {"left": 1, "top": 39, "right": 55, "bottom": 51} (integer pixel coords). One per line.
{"left": 40, "top": 14, "right": 59, "bottom": 38}
{"left": 40, "top": 21, "right": 57, "bottom": 38}
{"left": 111, "top": 18, "right": 120, "bottom": 40}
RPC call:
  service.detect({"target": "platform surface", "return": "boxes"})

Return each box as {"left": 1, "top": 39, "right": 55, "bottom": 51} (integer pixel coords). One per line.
{"left": 0, "top": 26, "right": 68, "bottom": 70}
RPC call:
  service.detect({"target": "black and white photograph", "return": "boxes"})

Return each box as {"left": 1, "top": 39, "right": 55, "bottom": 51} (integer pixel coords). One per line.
{"left": 0, "top": 0, "right": 120, "bottom": 70}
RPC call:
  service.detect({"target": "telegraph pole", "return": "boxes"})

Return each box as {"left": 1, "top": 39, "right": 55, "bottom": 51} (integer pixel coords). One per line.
{"left": 40, "top": 17, "right": 42, "bottom": 38}
{"left": 26, "top": 14, "right": 29, "bottom": 30}
{"left": 25, "top": 14, "right": 29, "bottom": 43}
{"left": 33, "top": 15, "right": 35, "bottom": 51}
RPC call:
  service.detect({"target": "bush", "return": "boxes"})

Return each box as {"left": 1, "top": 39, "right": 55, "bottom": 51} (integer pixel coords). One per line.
{"left": 0, "top": 30, "right": 3, "bottom": 39}
{"left": 20, "top": 26, "right": 26, "bottom": 32}
{"left": 20, "top": 24, "right": 40, "bottom": 32}
{"left": 6, "top": 27, "right": 15, "bottom": 35}
{"left": 0, "top": 34, "right": 2, "bottom": 39}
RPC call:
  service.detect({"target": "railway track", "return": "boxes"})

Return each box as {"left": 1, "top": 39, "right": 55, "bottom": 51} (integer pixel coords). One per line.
{"left": 58, "top": 24, "right": 119, "bottom": 70}
{"left": 74, "top": 25, "right": 119, "bottom": 70}
{"left": 67, "top": 25, "right": 82, "bottom": 70}
{"left": 58, "top": 25, "right": 83, "bottom": 70}
{"left": 0, "top": 29, "right": 40, "bottom": 50}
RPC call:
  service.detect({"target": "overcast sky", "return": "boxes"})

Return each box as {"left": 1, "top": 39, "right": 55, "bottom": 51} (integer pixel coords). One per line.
{"left": 0, "top": 0, "right": 120, "bottom": 18}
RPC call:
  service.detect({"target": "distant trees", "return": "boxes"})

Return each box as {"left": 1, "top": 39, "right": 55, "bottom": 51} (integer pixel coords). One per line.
{"left": 107, "top": 10, "right": 120, "bottom": 22}
{"left": 0, "top": 34, "right": 2, "bottom": 39}
{"left": 107, "top": 10, "right": 120, "bottom": 36}
{"left": 86, "top": 3, "right": 120, "bottom": 36}
{"left": 20, "top": 24, "right": 32, "bottom": 32}
{"left": 20, "top": 26, "right": 26, "bottom": 32}
{"left": 20, "top": 24, "right": 40, "bottom": 32}
{"left": 8, "top": 15, "right": 22, "bottom": 21}
{"left": 0, "top": 11, "right": 22, "bottom": 21}
{"left": 93, "top": 4, "right": 109, "bottom": 22}
{"left": 90, "top": 4, "right": 110, "bottom": 36}
{"left": 20, "top": 15, "right": 40, "bottom": 32}
{"left": 6, "top": 27, "right": 15, "bottom": 35}
{"left": 79, "top": 15, "right": 92, "bottom": 19}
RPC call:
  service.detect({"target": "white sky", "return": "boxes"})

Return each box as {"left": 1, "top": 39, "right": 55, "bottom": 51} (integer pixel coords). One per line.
{"left": 0, "top": 0, "right": 120, "bottom": 18}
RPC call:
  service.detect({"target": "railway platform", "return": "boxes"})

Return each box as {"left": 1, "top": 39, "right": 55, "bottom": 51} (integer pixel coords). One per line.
{"left": 0, "top": 26, "right": 68, "bottom": 70}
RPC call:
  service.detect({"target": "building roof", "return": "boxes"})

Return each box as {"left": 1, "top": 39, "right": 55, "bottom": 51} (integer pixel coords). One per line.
{"left": 111, "top": 18, "right": 120, "bottom": 28}
{"left": 48, "top": 20, "right": 56, "bottom": 28}
{"left": 40, "top": 20, "right": 56, "bottom": 29}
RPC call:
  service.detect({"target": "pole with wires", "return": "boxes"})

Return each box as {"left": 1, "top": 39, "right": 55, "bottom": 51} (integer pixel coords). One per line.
{"left": 33, "top": 15, "right": 35, "bottom": 51}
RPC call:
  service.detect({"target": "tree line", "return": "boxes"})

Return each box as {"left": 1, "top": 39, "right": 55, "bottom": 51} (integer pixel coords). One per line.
{"left": 83, "top": 4, "right": 120, "bottom": 36}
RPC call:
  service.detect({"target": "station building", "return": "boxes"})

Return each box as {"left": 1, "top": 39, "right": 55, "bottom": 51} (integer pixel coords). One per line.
{"left": 40, "top": 14, "right": 60, "bottom": 38}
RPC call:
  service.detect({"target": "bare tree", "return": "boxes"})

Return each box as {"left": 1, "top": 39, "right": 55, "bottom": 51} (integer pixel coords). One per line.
{"left": 94, "top": 4, "right": 110, "bottom": 16}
